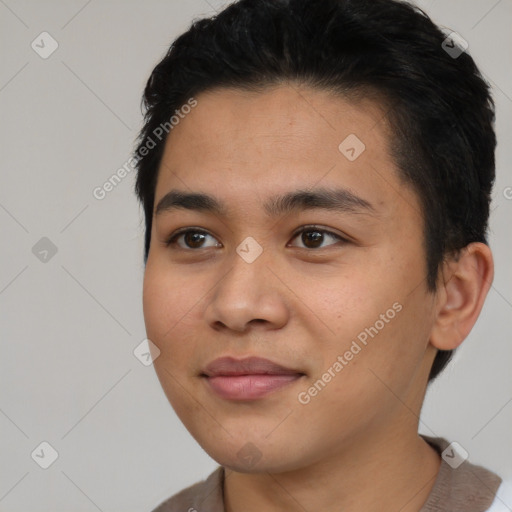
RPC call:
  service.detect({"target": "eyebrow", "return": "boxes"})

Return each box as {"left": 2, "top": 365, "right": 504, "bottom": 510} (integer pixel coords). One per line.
{"left": 154, "top": 187, "right": 377, "bottom": 218}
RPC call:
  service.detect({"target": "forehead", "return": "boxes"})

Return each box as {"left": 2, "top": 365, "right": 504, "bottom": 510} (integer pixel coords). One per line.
{"left": 154, "top": 85, "right": 419, "bottom": 221}
{"left": 160, "top": 84, "right": 390, "bottom": 162}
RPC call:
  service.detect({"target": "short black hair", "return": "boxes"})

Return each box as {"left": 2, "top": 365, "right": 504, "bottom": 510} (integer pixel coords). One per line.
{"left": 133, "top": 0, "right": 496, "bottom": 382}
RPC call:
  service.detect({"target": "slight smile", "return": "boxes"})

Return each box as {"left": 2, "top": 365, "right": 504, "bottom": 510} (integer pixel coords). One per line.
{"left": 200, "top": 356, "right": 306, "bottom": 401}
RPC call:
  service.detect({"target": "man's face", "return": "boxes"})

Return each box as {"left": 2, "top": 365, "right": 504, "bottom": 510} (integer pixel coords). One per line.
{"left": 143, "top": 85, "right": 439, "bottom": 472}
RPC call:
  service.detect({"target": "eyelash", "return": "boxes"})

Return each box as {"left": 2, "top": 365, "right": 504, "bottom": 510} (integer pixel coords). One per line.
{"left": 164, "top": 225, "right": 348, "bottom": 250}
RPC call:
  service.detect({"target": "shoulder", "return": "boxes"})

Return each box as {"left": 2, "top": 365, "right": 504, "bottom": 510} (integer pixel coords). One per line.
{"left": 150, "top": 466, "right": 225, "bottom": 512}
{"left": 421, "top": 436, "right": 505, "bottom": 511}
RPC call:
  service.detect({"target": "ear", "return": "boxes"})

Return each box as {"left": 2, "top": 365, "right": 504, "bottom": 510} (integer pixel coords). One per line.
{"left": 430, "top": 242, "right": 494, "bottom": 351}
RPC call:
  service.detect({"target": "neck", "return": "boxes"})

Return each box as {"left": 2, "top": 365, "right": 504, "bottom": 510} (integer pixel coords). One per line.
{"left": 223, "top": 422, "right": 441, "bottom": 512}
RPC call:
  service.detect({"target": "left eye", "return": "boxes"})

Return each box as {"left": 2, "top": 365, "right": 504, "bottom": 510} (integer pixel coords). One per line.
{"left": 289, "top": 226, "right": 346, "bottom": 249}
{"left": 165, "top": 226, "right": 346, "bottom": 250}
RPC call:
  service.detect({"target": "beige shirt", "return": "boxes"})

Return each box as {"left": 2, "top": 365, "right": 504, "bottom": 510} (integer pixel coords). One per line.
{"left": 151, "top": 436, "right": 503, "bottom": 512}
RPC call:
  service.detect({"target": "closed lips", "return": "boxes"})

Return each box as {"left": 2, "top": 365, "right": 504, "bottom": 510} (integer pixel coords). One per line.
{"left": 201, "top": 356, "right": 305, "bottom": 377}
{"left": 201, "top": 356, "right": 306, "bottom": 401}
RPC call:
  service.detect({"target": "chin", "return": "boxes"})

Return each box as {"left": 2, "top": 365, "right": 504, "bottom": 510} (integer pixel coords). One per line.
{"left": 196, "top": 435, "right": 305, "bottom": 474}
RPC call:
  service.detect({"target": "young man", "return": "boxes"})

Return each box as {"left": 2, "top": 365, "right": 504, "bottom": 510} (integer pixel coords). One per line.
{"left": 133, "top": 0, "right": 509, "bottom": 510}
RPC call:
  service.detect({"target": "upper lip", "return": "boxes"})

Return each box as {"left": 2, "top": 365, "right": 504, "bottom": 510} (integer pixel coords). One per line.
{"left": 201, "top": 356, "right": 304, "bottom": 377}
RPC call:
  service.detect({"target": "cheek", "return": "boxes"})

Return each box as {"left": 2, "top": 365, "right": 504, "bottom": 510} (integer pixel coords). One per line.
{"left": 311, "top": 270, "right": 386, "bottom": 337}
{"left": 142, "top": 262, "right": 199, "bottom": 366}
{"left": 314, "top": 265, "right": 430, "bottom": 383}
{"left": 143, "top": 260, "right": 196, "bottom": 332}
{"left": 142, "top": 266, "right": 170, "bottom": 341}
{"left": 355, "top": 292, "right": 434, "bottom": 393}
{"left": 143, "top": 265, "right": 202, "bottom": 409}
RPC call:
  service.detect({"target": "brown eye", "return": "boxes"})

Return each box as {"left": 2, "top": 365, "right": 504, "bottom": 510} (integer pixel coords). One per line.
{"left": 165, "top": 226, "right": 347, "bottom": 251}
{"left": 289, "top": 226, "right": 347, "bottom": 249}
{"left": 165, "top": 229, "right": 221, "bottom": 249}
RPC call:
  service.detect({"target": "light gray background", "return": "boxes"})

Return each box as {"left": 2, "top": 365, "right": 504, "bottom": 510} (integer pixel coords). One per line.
{"left": 0, "top": 0, "right": 511, "bottom": 510}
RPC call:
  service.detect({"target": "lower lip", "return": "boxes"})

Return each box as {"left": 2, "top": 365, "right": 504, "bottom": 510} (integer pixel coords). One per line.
{"left": 203, "top": 374, "right": 304, "bottom": 400}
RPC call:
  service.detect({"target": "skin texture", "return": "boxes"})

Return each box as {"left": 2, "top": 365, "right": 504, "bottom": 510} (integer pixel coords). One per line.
{"left": 142, "top": 84, "right": 494, "bottom": 512}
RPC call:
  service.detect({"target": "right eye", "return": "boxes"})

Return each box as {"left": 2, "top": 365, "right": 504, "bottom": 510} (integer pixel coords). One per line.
{"left": 165, "top": 228, "right": 222, "bottom": 250}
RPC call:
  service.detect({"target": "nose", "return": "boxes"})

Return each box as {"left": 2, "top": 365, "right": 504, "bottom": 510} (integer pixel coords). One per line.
{"left": 203, "top": 249, "right": 289, "bottom": 333}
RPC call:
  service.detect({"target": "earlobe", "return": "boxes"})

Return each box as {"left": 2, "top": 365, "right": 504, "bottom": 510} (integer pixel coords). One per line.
{"left": 430, "top": 242, "right": 494, "bottom": 351}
